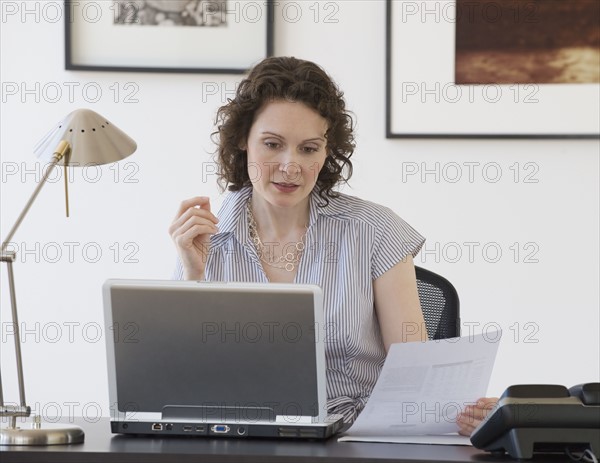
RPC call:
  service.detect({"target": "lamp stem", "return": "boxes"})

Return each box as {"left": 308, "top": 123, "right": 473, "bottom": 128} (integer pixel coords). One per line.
{"left": 64, "top": 159, "right": 70, "bottom": 218}
{"left": 0, "top": 141, "right": 71, "bottom": 253}
{"left": 0, "top": 140, "right": 70, "bottom": 426}
{"left": 5, "top": 260, "right": 26, "bottom": 411}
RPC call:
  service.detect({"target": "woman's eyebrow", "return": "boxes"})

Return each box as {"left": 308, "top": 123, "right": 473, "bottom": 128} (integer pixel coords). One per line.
{"left": 261, "top": 131, "right": 325, "bottom": 142}
{"left": 261, "top": 131, "right": 284, "bottom": 138}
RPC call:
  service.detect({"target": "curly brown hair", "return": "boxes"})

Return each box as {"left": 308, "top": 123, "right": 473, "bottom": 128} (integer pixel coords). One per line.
{"left": 213, "top": 56, "right": 355, "bottom": 203}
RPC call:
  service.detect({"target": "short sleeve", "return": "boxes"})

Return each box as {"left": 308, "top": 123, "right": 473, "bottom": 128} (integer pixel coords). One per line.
{"left": 371, "top": 207, "right": 425, "bottom": 280}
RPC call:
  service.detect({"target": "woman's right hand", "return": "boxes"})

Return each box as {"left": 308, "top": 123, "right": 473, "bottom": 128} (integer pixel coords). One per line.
{"left": 169, "top": 197, "right": 219, "bottom": 280}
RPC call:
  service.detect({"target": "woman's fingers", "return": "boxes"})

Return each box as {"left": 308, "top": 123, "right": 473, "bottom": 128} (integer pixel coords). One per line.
{"left": 169, "top": 207, "right": 219, "bottom": 236}
{"left": 169, "top": 197, "right": 218, "bottom": 236}
{"left": 457, "top": 418, "right": 477, "bottom": 436}
{"left": 172, "top": 197, "right": 217, "bottom": 225}
{"left": 169, "top": 197, "right": 219, "bottom": 281}
{"left": 175, "top": 196, "right": 211, "bottom": 219}
{"left": 463, "top": 398, "right": 498, "bottom": 418}
{"left": 456, "top": 397, "right": 499, "bottom": 436}
{"left": 172, "top": 216, "right": 219, "bottom": 248}
{"left": 476, "top": 397, "right": 499, "bottom": 407}
{"left": 177, "top": 224, "right": 215, "bottom": 251}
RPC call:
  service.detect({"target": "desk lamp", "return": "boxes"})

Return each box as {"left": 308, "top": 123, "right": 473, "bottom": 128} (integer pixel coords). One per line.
{"left": 0, "top": 109, "right": 137, "bottom": 445}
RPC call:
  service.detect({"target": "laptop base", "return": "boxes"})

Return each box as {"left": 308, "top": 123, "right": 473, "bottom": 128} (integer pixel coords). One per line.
{"left": 111, "top": 418, "right": 343, "bottom": 439}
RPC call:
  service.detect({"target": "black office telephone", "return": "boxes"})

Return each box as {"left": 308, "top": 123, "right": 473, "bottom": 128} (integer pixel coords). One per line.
{"left": 470, "top": 383, "right": 600, "bottom": 460}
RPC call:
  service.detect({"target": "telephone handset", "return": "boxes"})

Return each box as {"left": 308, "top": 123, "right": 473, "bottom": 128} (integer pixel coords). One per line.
{"left": 470, "top": 382, "right": 600, "bottom": 460}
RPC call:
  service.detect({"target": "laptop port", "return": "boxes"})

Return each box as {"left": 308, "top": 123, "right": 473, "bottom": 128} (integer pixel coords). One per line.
{"left": 237, "top": 426, "right": 246, "bottom": 436}
{"left": 152, "top": 423, "right": 163, "bottom": 431}
{"left": 165, "top": 424, "right": 173, "bottom": 431}
{"left": 210, "top": 425, "right": 230, "bottom": 434}
{"left": 183, "top": 425, "right": 193, "bottom": 432}
{"left": 195, "top": 425, "right": 205, "bottom": 432}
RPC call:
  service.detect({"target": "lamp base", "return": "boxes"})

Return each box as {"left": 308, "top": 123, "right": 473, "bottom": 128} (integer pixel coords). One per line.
{"left": 0, "top": 422, "right": 84, "bottom": 445}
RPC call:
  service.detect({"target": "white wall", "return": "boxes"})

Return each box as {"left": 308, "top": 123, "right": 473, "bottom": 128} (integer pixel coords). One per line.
{"left": 1, "top": 1, "right": 598, "bottom": 423}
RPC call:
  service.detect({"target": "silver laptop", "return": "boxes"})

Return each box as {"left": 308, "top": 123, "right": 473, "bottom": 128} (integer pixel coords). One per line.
{"left": 103, "top": 280, "right": 343, "bottom": 439}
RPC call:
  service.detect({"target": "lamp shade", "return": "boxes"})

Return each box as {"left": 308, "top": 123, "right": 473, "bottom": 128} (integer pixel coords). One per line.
{"left": 34, "top": 109, "right": 137, "bottom": 166}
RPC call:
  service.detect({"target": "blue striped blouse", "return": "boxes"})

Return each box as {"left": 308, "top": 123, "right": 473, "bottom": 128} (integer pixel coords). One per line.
{"left": 173, "top": 186, "right": 425, "bottom": 423}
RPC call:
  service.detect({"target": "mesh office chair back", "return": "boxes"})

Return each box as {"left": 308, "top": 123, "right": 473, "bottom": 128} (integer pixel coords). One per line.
{"left": 415, "top": 266, "right": 460, "bottom": 340}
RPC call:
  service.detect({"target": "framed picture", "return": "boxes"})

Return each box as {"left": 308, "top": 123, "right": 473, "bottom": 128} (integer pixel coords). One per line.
{"left": 386, "top": 0, "right": 600, "bottom": 138}
{"left": 65, "top": 0, "right": 273, "bottom": 73}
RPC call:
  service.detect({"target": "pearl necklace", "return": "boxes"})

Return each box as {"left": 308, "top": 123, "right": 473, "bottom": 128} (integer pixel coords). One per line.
{"left": 246, "top": 200, "right": 308, "bottom": 272}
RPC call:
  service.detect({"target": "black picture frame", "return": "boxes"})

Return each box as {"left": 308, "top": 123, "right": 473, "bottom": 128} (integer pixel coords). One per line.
{"left": 385, "top": 0, "right": 600, "bottom": 139}
{"left": 65, "top": 0, "right": 274, "bottom": 74}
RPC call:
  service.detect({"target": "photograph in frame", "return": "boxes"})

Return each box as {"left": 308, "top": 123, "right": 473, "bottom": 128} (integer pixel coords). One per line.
{"left": 455, "top": 0, "right": 599, "bottom": 85}
{"left": 385, "top": 0, "right": 600, "bottom": 138}
{"left": 65, "top": 0, "right": 274, "bottom": 73}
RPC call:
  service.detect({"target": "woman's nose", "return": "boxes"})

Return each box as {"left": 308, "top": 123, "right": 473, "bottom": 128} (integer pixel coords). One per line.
{"left": 279, "top": 160, "right": 302, "bottom": 182}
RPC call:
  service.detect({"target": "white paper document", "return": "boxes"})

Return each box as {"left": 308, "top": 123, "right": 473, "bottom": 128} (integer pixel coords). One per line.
{"left": 339, "top": 331, "right": 500, "bottom": 444}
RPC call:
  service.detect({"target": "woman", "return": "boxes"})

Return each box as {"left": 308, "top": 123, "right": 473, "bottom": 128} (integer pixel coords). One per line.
{"left": 169, "top": 56, "right": 495, "bottom": 435}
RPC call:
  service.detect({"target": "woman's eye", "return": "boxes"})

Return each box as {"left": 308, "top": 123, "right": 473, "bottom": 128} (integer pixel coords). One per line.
{"left": 302, "top": 146, "right": 318, "bottom": 153}
{"left": 265, "top": 142, "right": 280, "bottom": 149}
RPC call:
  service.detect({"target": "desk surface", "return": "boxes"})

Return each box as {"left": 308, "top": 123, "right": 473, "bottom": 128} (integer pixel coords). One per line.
{"left": 1, "top": 418, "right": 571, "bottom": 463}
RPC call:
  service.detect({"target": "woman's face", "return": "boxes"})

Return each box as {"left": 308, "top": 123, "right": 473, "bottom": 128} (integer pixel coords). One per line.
{"left": 245, "top": 100, "right": 328, "bottom": 209}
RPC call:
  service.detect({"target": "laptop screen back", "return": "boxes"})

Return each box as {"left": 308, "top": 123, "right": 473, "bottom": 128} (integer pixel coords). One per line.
{"left": 106, "top": 282, "right": 322, "bottom": 420}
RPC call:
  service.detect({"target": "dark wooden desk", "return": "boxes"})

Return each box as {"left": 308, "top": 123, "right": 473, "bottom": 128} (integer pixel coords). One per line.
{"left": 1, "top": 418, "right": 570, "bottom": 463}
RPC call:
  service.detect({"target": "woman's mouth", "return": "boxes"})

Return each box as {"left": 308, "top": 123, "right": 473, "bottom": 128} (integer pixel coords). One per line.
{"left": 273, "top": 182, "right": 300, "bottom": 192}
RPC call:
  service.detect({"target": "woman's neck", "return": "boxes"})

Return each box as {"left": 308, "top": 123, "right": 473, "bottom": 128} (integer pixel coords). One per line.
{"left": 249, "top": 194, "right": 310, "bottom": 241}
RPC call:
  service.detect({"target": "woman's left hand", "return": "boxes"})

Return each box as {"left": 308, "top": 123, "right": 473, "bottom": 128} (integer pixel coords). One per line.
{"left": 456, "top": 397, "right": 498, "bottom": 436}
